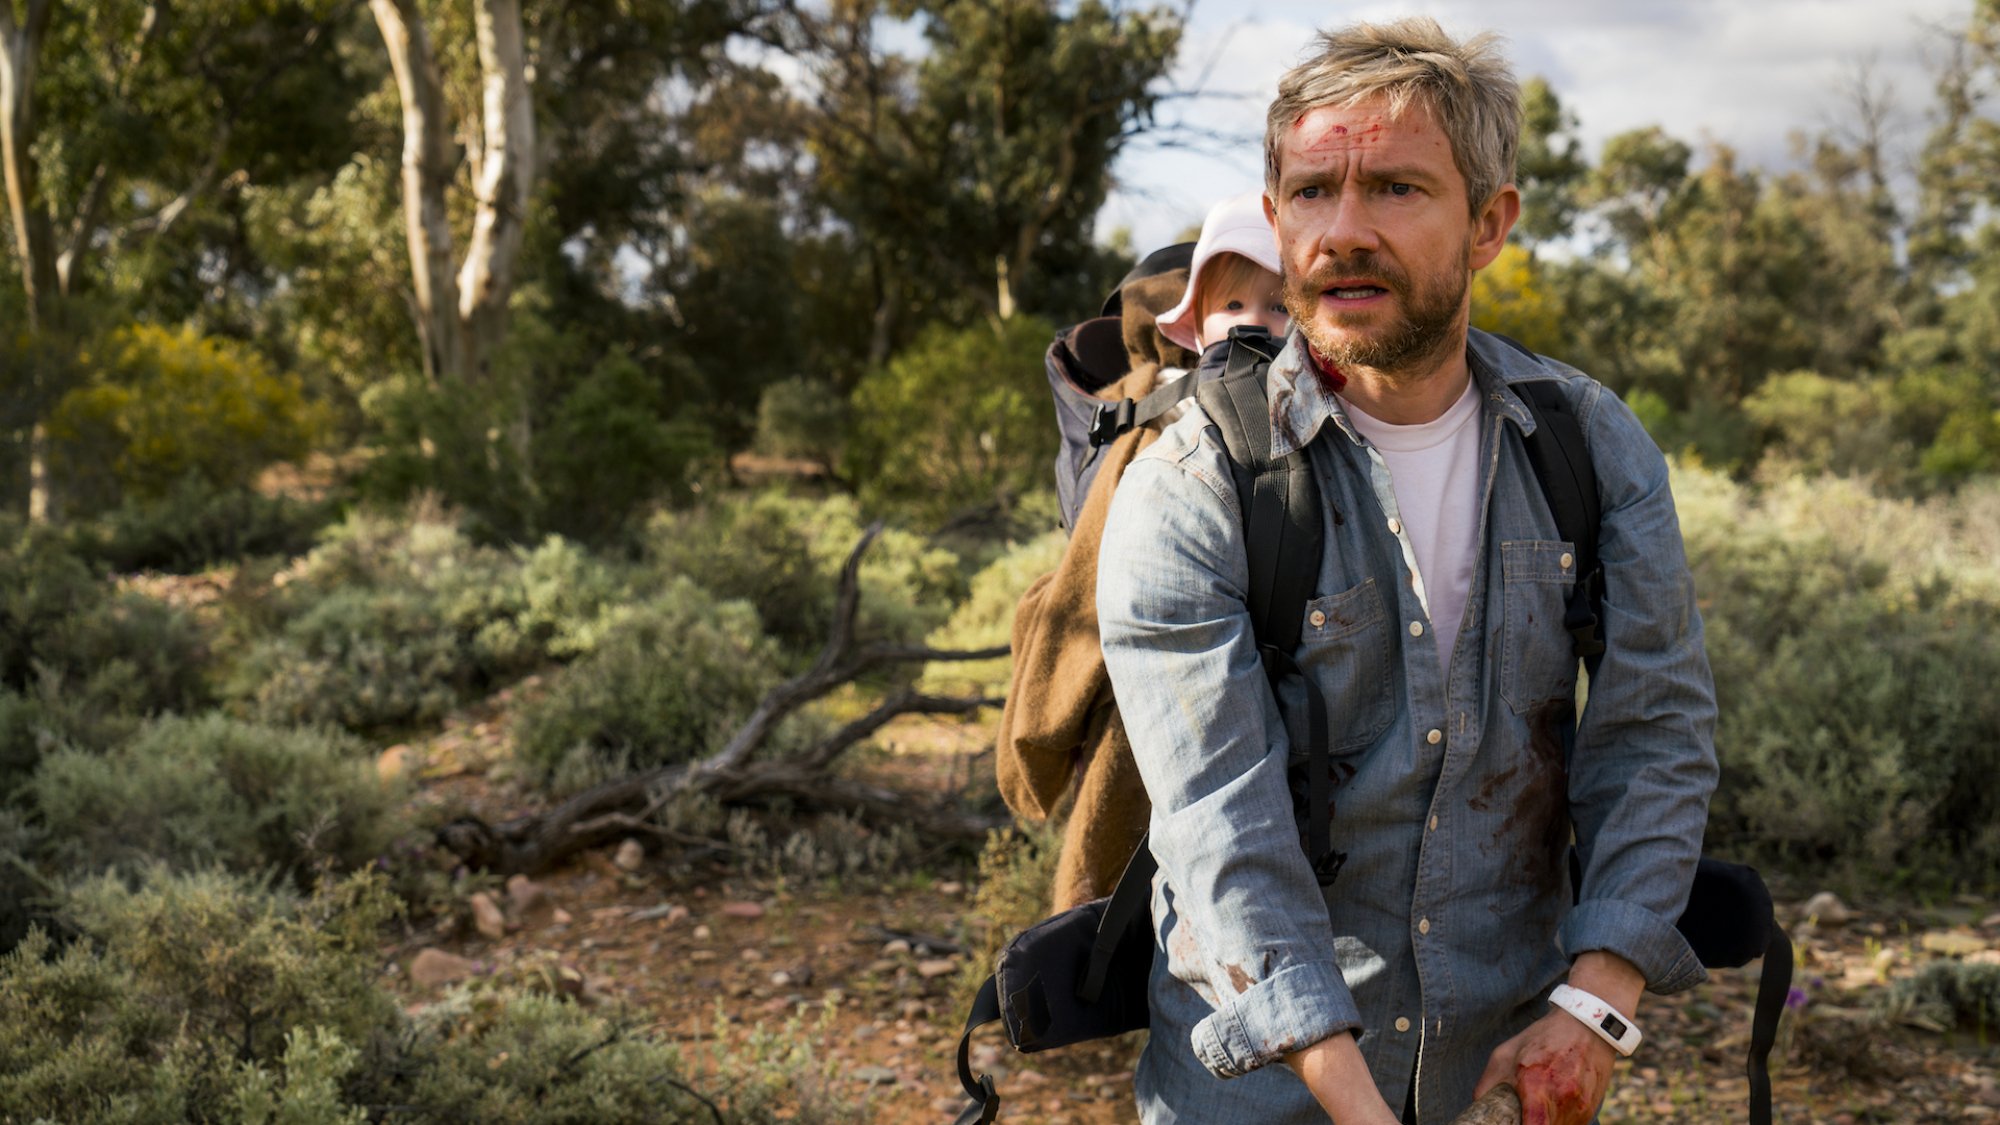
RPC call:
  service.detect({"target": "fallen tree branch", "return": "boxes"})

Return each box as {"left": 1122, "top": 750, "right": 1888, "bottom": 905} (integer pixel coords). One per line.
{"left": 436, "top": 525, "right": 1005, "bottom": 875}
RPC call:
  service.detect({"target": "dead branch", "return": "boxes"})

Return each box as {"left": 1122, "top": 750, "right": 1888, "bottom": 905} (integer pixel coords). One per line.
{"left": 436, "top": 525, "right": 1006, "bottom": 875}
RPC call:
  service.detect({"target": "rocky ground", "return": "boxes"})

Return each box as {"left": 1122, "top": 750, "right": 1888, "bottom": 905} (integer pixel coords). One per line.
{"left": 380, "top": 693, "right": 2000, "bottom": 1125}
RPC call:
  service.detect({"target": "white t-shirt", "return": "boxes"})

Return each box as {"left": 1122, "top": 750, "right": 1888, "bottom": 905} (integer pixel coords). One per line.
{"left": 1340, "top": 379, "right": 1484, "bottom": 671}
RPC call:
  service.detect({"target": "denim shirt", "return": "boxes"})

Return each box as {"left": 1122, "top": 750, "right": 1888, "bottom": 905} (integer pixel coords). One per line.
{"left": 1096, "top": 329, "right": 1718, "bottom": 1124}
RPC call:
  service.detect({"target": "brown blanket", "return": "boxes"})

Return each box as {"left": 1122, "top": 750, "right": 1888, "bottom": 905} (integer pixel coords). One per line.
{"left": 997, "top": 364, "right": 1167, "bottom": 910}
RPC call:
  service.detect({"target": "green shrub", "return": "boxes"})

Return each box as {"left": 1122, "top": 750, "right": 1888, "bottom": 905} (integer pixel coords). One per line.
{"left": 228, "top": 508, "right": 627, "bottom": 732}
{"left": 536, "top": 350, "right": 720, "bottom": 544}
{"left": 359, "top": 372, "right": 540, "bottom": 544}
{"left": 32, "top": 714, "right": 407, "bottom": 881}
{"left": 512, "top": 578, "right": 784, "bottom": 789}
{"left": 0, "top": 532, "right": 209, "bottom": 726}
{"left": 1880, "top": 961, "right": 2000, "bottom": 1033}
{"left": 754, "top": 376, "right": 848, "bottom": 469}
{"left": 846, "top": 316, "right": 1059, "bottom": 524}
{"left": 0, "top": 868, "right": 401, "bottom": 1122}
{"left": 921, "top": 528, "right": 1064, "bottom": 697}
{"left": 646, "top": 491, "right": 962, "bottom": 657}
{"left": 75, "top": 474, "right": 334, "bottom": 574}
{"left": 1677, "top": 465, "right": 2000, "bottom": 886}
{"left": 50, "top": 323, "right": 323, "bottom": 510}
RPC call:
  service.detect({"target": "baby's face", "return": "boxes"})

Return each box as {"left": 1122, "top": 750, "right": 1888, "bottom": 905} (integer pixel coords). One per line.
{"left": 1198, "top": 271, "right": 1290, "bottom": 348}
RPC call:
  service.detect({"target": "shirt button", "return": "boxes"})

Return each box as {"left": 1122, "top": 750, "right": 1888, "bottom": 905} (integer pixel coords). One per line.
{"left": 1418, "top": 917, "right": 1431, "bottom": 935}
{"left": 1426, "top": 728, "right": 1442, "bottom": 746}
{"left": 1388, "top": 517, "right": 1403, "bottom": 535}
{"left": 1429, "top": 814, "right": 1439, "bottom": 831}
{"left": 1409, "top": 621, "right": 1425, "bottom": 638}
{"left": 1395, "top": 1017, "right": 1412, "bottom": 1033}
{"left": 1309, "top": 610, "right": 1327, "bottom": 628}
{"left": 1560, "top": 552, "right": 1575, "bottom": 570}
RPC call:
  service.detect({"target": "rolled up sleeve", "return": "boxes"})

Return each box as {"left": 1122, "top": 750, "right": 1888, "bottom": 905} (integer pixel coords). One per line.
{"left": 1098, "top": 423, "right": 1358, "bottom": 1077}
{"left": 1566, "top": 384, "right": 1720, "bottom": 996}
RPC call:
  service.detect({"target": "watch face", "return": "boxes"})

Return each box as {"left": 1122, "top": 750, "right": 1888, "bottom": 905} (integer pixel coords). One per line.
{"left": 1602, "top": 1014, "right": 1629, "bottom": 1040}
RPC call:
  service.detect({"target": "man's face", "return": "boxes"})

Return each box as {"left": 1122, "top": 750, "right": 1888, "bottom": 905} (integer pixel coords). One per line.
{"left": 1264, "top": 96, "right": 1511, "bottom": 381}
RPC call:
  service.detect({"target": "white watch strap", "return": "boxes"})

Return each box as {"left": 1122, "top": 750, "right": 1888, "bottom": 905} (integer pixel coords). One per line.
{"left": 1548, "top": 983, "right": 1642, "bottom": 1056}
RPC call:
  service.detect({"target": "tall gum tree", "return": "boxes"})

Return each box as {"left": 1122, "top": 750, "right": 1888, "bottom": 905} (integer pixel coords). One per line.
{"left": 369, "top": 0, "right": 534, "bottom": 386}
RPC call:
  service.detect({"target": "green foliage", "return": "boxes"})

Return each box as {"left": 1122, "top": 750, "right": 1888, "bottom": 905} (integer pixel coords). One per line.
{"left": 1677, "top": 466, "right": 2000, "bottom": 886}
{"left": 535, "top": 350, "right": 719, "bottom": 543}
{"left": 51, "top": 324, "right": 323, "bottom": 510}
{"left": 0, "top": 531, "right": 209, "bottom": 730}
{"left": 846, "top": 316, "right": 1059, "bottom": 523}
{"left": 920, "top": 528, "right": 1065, "bottom": 697}
{"left": 754, "top": 376, "right": 848, "bottom": 469}
{"left": 1742, "top": 370, "right": 1900, "bottom": 480}
{"left": 228, "top": 508, "right": 626, "bottom": 733}
{"left": 1880, "top": 961, "right": 2000, "bottom": 1033}
{"left": 0, "top": 868, "right": 400, "bottom": 1122}
{"left": 71, "top": 474, "right": 335, "bottom": 574}
{"left": 511, "top": 578, "right": 782, "bottom": 790}
{"left": 32, "top": 714, "right": 407, "bottom": 881}
{"left": 646, "top": 491, "right": 962, "bottom": 656}
{"left": 358, "top": 373, "right": 541, "bottom": 546}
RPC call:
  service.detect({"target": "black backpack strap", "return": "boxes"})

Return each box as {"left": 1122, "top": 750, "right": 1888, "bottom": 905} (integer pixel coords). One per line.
{"left": 1746, "top": 915, "right": 1789, "bottom": 1125}
{"left": 952, "top": 975, "right": 1002, "bottom": 1123}
{"left": 1514, "top": 376, "right": 1606, "bottom": 676}
{"left": 1196, "top": 331, "right": 1343, "bottom": 886}
{"left": 1080, "top": 835, "right": 1158, "bottom": 1003}
{"left": 1087, "top": 370, "right": 1199, "bottom": 447}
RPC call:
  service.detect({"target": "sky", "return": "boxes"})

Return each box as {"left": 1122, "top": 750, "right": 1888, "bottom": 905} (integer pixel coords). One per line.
{"left": 1099, "top": 0, "right": 1975, "bottom": 252}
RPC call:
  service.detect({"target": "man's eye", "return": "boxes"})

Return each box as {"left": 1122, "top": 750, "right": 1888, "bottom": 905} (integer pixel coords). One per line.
{"left": 1389, "top": 182, "right": 1415, "bottom": 197}
{"left": 1298, "top": 186, "right": 1320, "bottom": 200}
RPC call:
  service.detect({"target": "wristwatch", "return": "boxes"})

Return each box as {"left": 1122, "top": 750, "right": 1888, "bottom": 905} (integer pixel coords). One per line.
{"left": 1548, "top": 983, "right": 1643, "bottom": 1056}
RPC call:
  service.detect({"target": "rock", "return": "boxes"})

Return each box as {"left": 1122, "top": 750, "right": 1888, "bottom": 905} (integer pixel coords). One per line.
{"left": 613, "top": 839, "right": 645, "bottom": 872}
{"left": 1014, "top": 1070, "right": 1049, "bottom": 1088}
{"left": 900, "top": 999, "right": 931, "bottom": 1021}
{"left": 849, "top": 1066, "right": 898, "bottom": 1087}
{"left": 937, "top": 881, "right": 965, "bottom": 896}
{"left": 882, "top": 938, "right": 912, "bottom": 955}
{"left": 376, "top": 745, "right": 416, "bottom": 781}
{"left": 852, "top": 1022, "right": 879, "bottom": 1040}
{"left": 689, "top": 950, "right": 718, "bottom": 963}
{"left": 692, "top": 925, "right": 713, "bottom": 941}
{"left": 469, "top": 892, "right": 508, "bottom": 940}
{"left": 409, "top": 948, "right": 477, "bottom": 989}
{"left": 1801, "top": 892, "right": 1853, "bottom": 927}
{"left": 917, "top": 958, "right": 959, "bottom": 979}
{"left": 552, "top": 908, "right": 573, "bottom": 926}
{"left": 771, "top": 970, "right": 794, "bottom": 988}
{"left": 721, "top": 901, "right": 766, "bottom": 920}
{"left": 894, "top": 1031, "right": 920, "bottom": 1048}
{"left": 630, "top": 903, "right": 689, "bottom": 925}
{"left": 864, "top": 958, "right": 897, "bottom": 975}
{"left": 761, "top": 997, "right": 793, "bottom": 1015}
{"left": 741, "top": 947, "right": 765, "bottom": 962}
{"left": 1981, "top": 912, "right": 2000, "bottom": 932}
{"left": 1922, "top": 931, "right": 1989, "bottom": 958}
{"left": 934, "top": 1097, "right": 968, "bottom": 1114}
{"left": 505, "top": 875, "right": 554, "bottom": 926}
{"left": 1970, "top": 949, "right": 2000, "bottom": 966}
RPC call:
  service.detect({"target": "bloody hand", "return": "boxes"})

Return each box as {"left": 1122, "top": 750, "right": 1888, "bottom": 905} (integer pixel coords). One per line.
{"left": 1472, "top": 1010, "right": 1616, "bottom": 1125}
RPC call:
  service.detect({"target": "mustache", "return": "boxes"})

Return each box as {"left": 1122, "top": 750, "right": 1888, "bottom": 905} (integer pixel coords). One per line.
{"left": 1294, "top": 261, "right": 1410, "bottom": 293}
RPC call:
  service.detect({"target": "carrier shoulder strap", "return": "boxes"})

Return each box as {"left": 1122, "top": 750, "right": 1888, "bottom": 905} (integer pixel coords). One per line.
{"left": 1195, "top": 328, "right": 1343, "bottom": 886}
{"left": 1087, "top": 369, "right": 1199, "bottom": 447}
{"left": 1503, "top": 348, "right": 1606, "bottom": 677}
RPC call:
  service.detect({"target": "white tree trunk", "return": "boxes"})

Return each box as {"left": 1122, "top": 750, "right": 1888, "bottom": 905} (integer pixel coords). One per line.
{"left": 372, "top": 0, "right": 535, "bottom": 387}
{"left": 371, "top": 0, "right": 465, "bottom": 383}
{"left": 0, "top": 0, "right": 58, "bottom": 522}
{"left": 456, "top": 0, "right": 535, "bottom": 385}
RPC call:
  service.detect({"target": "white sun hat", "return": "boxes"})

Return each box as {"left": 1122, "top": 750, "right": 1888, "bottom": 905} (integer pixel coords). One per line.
{"left": 1154, "top": 190, "right": 1284, "bottom": 352}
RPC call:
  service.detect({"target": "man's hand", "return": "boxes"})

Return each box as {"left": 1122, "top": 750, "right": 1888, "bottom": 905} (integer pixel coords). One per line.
{"left": 1474, "top": 952, "right": 1644, "bottom": 1125}
{"left": 1284, "top": 1034, "right": 1402, "bottom": 1125}
{"left": 1472, "top": 1010, "right": 1614, "bottom": 1125}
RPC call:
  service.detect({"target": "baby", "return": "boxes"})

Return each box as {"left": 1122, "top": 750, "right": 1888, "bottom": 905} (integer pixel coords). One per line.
{"left": 1155, "top": 190, "right": 1290, "bottom": 360}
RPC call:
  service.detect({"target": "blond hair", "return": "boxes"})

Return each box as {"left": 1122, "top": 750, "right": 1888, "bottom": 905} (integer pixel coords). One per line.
{"left": 1264, "top": 17, "right": 1520, "bottom": 213}
{"left": 1192, "top": 251, "right": 1279, "bottom": 325}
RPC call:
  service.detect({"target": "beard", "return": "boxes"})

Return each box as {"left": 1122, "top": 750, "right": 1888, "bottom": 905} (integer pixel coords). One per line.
{"left": 1283, "top": 245, "right": 1469, "bottom": 382}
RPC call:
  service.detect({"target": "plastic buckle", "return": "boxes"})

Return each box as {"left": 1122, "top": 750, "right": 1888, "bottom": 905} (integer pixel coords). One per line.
{"left": 1088, "top": 399, "right": 1137, "bottom": 447}
{"left": 1312, "top": 848, "right": 1347, "bottom": 887}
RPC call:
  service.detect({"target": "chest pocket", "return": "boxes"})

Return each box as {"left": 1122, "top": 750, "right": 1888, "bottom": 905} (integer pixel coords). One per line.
{"left": 1500, "top": 540, "right": 1581, "bottom": 714}
{"left": 1291, "top": 578, "right": 1396, "bottom": 753}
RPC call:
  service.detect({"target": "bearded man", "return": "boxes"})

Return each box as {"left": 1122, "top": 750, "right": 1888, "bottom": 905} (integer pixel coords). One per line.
{"left": 1097, "top": 18, "right": 1717, "bottom": 1125}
